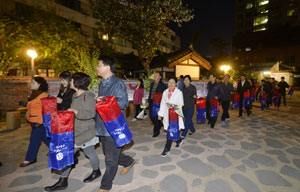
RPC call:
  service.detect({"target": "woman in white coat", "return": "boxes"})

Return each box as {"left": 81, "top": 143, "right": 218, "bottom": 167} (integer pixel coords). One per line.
{"left": 158, "top": 77, "right": 185, "bottom": 157}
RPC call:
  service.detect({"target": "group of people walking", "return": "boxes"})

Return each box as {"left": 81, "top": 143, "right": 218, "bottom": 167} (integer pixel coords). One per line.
{"left": 19, "top": 57, "right": 135, "bottom": 192}
{"left": 17, "top": 55, "right": 292, "bottom": 191}
{"left": 138, "top": 72, "right": 291, "bottom": 157}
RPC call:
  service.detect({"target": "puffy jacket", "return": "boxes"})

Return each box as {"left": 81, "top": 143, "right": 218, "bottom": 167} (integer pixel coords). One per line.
{"left": 26, "top": 92, "right": 48, "bottom": 124}
{"left": 96, "top": 75, "right": 128, "bottom": 136}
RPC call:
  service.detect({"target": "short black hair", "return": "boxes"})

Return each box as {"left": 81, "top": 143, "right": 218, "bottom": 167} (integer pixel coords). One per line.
{"left": 271, "top": 77, "right": 275, "bottom": 80}
{"left": 33, "top": 77, "right": 48, "bottom": 92}
{"left": 98, "top": 56, "right": 116, "bottom": 72}
{"left": 168, "top": 76, "right": 177, "bottom": 83}
{"left": 224, "top": 74, "right": 230, "bottom": 78}
{"left": 209, "top": 74, "right": 216, "bottom": 78}
{"left": 240, "top": 74, "right": 246, "bottom": 77}
{"left": 281, "top": 76, "right": 285, "bottom": 79}
{"left": 180, "top": 75, "right": 184, "bottom": 79}
{"left": 183, "top": 75, "right": 192, "bottom": 82}
{"left": 154, "top": 71, "right": 162, "bottom": 77}
{"left": 72, "top": 72, "right": 91, "bottom": 90}
{"left": 261, "top": 80, "right": 265, "bottom": 83}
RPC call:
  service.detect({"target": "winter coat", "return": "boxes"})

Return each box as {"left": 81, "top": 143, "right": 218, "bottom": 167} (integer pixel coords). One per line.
{"left": 129, "top": 83, "right": 144, "bottom": 105}
{"left": 71, "top": 90, "right": 96, "bottom": 146}
{"left": 26, "top": 92, "right": 48, "bottom": 124}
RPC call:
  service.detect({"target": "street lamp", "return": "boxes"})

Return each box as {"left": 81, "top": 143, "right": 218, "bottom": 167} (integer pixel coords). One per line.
{"left": 220, "top": 65, "right": 231, "bottom": 74}
{"left": 27, "top": 49, "right": 37, "bottom": 77}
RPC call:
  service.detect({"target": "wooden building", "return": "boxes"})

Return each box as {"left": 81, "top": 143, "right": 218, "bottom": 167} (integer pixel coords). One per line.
{"left": 149, "top": 45, "right": 211, "bottom": 80}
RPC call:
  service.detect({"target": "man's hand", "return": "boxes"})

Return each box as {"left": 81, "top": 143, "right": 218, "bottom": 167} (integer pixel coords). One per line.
{"left": 215, "top": 96, "right": 218, "bottom": 99}
{"left": 96, "top": 96, "right": 104, "bottom": 102}
{"left": 158, "top": 116, "right": 162, "bottom": 120}
{"left": 68, "top": 108, "right": 78, "bottom": 115}
{"left": 167, "top": 103, "right": 173, "bottom": 108}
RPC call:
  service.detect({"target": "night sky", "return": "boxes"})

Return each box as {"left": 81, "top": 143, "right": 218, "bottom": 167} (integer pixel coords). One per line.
{"left": 169, "top": 0, "right": 235, "bottom": 57}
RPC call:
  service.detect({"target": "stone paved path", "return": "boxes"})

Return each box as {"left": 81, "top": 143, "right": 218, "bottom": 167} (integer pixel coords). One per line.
{"left": 0, "top": 97, "right": 300, "bottom": 192}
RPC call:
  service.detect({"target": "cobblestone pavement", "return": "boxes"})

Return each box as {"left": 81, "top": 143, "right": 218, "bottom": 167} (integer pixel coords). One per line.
{"left": 0, "top": 97, "right": 300, "bottom": 192}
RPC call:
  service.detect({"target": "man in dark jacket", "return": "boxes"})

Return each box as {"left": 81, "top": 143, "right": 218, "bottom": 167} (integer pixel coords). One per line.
{"left": 237, "top": 75, "right": 251, "bottom": 117}
{"left": 96, "top": 57, "right": 135, "bottom": 192}
{"left": 220, "top": 75, "right": 234, "bottom": 124}
{"left": 206, "top": 74, "right": 223, "bottom": 128}
{"left": 278, "top": 76, "right": 289, "bottom": 106}
{"left": 148, "top": 72, "right": 167, "bottom": 137}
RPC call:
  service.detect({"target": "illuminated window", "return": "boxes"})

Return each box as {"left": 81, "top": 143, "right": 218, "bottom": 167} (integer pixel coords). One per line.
{"left": 258, "top": 7, "right": 269, "bottom": 14}
{"left": 246, "top": 3, "right": 253, "bottom": 9}
{"left": 245, "top": 47, "right": 251, "bottom": 52}
{"left": 287, "top": 9, "right": 296, "bottom": 16}
{"left": 111, "top": 36, "right": 126, "bottom": 46}
{"left": 254, "top": 16, "right": 268, "bottom": 26}
{"left": 253, "top": 26, "right": 267, "bottom": 32}
{"left": 102, "top": 34, "right": 109, "bottom": 41}
{"left": 258, "top": 0, "right": 269, "bottom": 6}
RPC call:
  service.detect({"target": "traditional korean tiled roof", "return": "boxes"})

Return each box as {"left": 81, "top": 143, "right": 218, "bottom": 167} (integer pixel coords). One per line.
{"left": 150, "top": 45, "right": 211, "bottom": 70}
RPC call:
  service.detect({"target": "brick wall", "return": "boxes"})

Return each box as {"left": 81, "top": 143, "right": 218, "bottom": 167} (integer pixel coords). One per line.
{"left": 0, "top": 76, "right": 60, "bottom": 112}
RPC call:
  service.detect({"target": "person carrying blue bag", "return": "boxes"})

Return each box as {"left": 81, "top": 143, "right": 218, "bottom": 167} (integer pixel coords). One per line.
{"left": 95, "top": 56, "right": 135, "bottom": 192}
{"left": 158, "top": 77, "right": 185, "bottom": 157}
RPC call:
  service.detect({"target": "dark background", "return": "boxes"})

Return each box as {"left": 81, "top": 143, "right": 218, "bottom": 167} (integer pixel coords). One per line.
{"left": 169, "top": 0, "right": 235, "bottom": 57}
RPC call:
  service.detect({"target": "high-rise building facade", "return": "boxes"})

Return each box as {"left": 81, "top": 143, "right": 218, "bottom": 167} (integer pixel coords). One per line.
{"left": 233, "top": 0, "right": 300, "bottom": 67}
{"left": 0, "top": 0, "right": 181, "bottom": 59}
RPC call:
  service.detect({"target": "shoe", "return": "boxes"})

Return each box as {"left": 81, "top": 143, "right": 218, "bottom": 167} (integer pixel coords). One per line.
{"left": 180, "top": 135, "right": 185, "bottom": 139}
{"left": 132, "top": 118, "right": 137, "bottom": 121}
{"left": 225, "top": 118, "right": 230, "bottom": 122}
{"left": 161, "top": 151, "right": 169, "bottom": 157}
{"left": 83, "top": 169, "right": 101, "bottom": 183}
{"left": 238, "top": 115, "right": 242, "bottom": 117}
{"left": 221, "top": 121, "right": 226, "bottom": 126}
{"left": 19, "top": 160, "right": 36, "bottom": 167}
{"left": 188, "top": 132, "right": 195, "bottom": 136}
{"left": 207, "top": 121, "right": 211, "bottom": 124}
{"left": 98, "top": 190, "right": 110, "bottom": 192}
{"left": 120, "top": 161, "right": 135, "bottom": 175}
{"left": 176, "top": 140, "right": 183, "bottom": 148}
{"left": 152, "top": 133, "right": 160, "bottom": 137}
{"left": 247, "top": 111, "right": 252, "bottom": 116}
{"left": 143, "top": 115, "right": 148, "bottom": 119}
{"left": 44, "top": 177, "right": 68, "bottom": 191}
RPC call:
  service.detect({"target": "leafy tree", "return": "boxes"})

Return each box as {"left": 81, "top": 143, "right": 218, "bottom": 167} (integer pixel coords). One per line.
{"left": 91, "top": 0, "right": 194, "bottom": 73}
{"left": 0, "top": 9, "right": 91, "bottom": 76}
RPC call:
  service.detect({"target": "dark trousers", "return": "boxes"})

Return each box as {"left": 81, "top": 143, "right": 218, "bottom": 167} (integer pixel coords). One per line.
{"left": 149, "top": 101, "right": 163, "bottom": 135}
{"left": 61, "top": 145, "right": 99, "bottom": 177}
{"left": 100, "top": 136, "right": 134, "bottom": 190}
{"left": 280, "top": 93, "right": 287, "bottom": 106}
{"left": 221, "top": 100, "right": 230, "bottom": 121}
{"left": 267, "top": 93, "right": 272, "bottom": 106}
{"left": 25, "top": 124, "right": 50, "bottom": 161}
{"left": 239, "top": 97, "right": 250, "bottom": 116}
{"left": 134, "top": 104, "right": 142, "bottom": 118}
{"left": 163, "top": 137, "right": 182, "bottom": 152}
{"left": 182, "top": 109, "right": 195, "bottom": 137}
{"left": 206, "top": 101, "right": 217, "bottom": 128}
